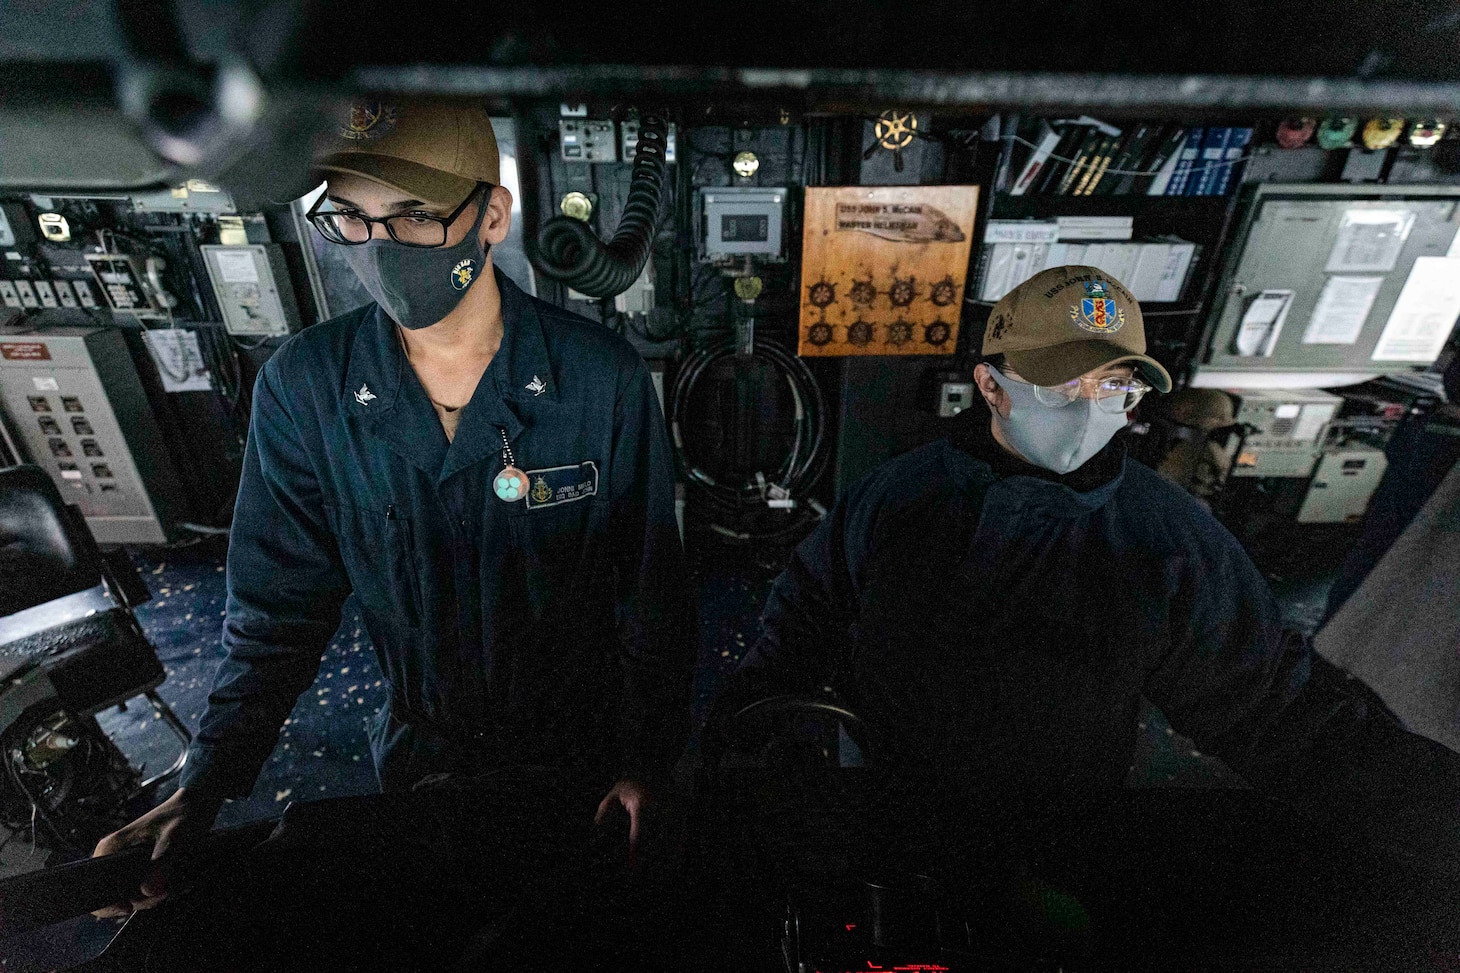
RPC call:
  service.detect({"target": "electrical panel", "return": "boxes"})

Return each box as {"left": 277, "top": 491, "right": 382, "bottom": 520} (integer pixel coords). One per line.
{"left": 934, "top": 373, "right": 977, "bottom": 417}
{"left": 558, "top": 119, "right": 619, "bottom": 163}
{"left": 620, "top": 119, "right": 677, "bottom": 163}
{"left": 85, "top": 252, "right": 161, "bottom": 316}
{"left": 53, "top": 278, "right": 76, "bottom": 308}
{"left": 1228, "top": 389, "right": 1343, "bottom": 478}
{"left": 39, "top": 245, "right": 101, "bottom": 310}
{"left": 698, "top": 187, "right": 788, "bottom": 262}
{"left": 1297, "top": 449, "right": 1389, "bottom": 523}
{"left": 0, "top": 326, "right": 184, "bottom": 544}
{"left": 558, "top": 117, "right": 679, "bottom": 165}
{"left": 200, "top": 244, "right": 301, "bottom": 336}
{"left": 1200, "top": 184, "right": 1460, "bottom": 386}
{"left": 72, "top": 277, "right": 97, "bottom": 308}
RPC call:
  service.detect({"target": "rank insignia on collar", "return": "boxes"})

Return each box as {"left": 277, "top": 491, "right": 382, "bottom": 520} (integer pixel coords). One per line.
{"left": 354, "top": 383, "right": 377, "bottom": 405}
{"left": 1071, "top": 279, "right": 1126, "bottom": 335}
{"left": 526, "top": 375, "right": 547, "bottom": 396}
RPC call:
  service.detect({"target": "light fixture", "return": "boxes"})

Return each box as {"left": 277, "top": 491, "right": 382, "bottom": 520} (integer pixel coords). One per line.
{"left": 559, "top": 191, "right": 593, "bottom": 222}
{"left": 37, "top": 213, "right": 71, "bottom": 243}
{"left": 1409, "top": 120, "right": 1447, "bottom": 148}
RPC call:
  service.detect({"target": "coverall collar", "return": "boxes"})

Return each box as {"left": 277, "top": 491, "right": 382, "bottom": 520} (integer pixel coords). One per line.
{"left": 342, "top": 268, "right": 556, "bottom": 484}
{"left": 489, "top": 269, "right": 557, "bottom": 404}
{"left": 943, "top": 439, "right": 1127, "bottom": 517}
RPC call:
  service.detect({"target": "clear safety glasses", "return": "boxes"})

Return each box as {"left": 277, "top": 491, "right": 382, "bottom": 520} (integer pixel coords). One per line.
{"left": 1018, "top": 372, "right": 1153, "bottom": 413}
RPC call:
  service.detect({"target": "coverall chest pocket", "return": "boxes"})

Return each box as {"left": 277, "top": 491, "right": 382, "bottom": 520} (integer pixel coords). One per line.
{"left": 326, "top": 501, "right": 423, "bottom": 628}
{"left": 508, "top": 499, "right": 605, "bottom": 613}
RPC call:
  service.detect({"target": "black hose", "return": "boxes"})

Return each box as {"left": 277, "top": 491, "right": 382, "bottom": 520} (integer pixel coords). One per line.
{"left": 530, "top": 115, "right": 669, "bottom": 299}
{"left": 669, "top": 336, "right": 829, "bottom": 536}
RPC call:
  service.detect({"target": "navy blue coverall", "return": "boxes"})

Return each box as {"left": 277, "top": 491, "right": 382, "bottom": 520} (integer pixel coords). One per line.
{"left": 725, "top": 412, "right": 1460, "bottom": 859}
{"left": 180, "top": 270, "right": 696, "bottom": 798}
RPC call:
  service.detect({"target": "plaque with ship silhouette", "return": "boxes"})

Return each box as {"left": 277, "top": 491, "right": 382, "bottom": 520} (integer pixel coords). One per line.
{"left": 798, "top": 185, "right": 979, "bottom": 357}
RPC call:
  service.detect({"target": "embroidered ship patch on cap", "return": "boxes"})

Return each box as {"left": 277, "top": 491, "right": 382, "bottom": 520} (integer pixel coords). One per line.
{"left": 1070, "top": 280, "right": 1126, "bottom": 335}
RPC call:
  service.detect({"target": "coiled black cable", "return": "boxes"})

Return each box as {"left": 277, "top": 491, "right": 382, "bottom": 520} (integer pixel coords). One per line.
{"left": 669, "top": 336, "right": 829, "bottom": 539}
{"left": 530, "top": 115, "right": 669, "bottom": 299}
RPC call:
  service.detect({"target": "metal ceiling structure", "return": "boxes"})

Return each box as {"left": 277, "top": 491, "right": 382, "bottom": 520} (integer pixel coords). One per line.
{"left": 1, "top": 0, "right": 1458, "bottom": 196}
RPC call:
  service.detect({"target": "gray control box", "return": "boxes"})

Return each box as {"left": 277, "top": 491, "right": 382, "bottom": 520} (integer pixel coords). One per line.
{"left": 558, "top": 119, "right": 618, "bottom": 163}
{"left": 1229, "top": 389, "right": 1342, "bottom": 478}
{"left": 201, "top": 244, "right": 300, "bottom": 337}
{"left": 1297, "top": 449, "right": 1389, "bottom": 523}
{"left": 0, "top": 326, "right": 183, "bottom": 544}
{"left": 619, "top": 120, "right": 677, "bottom": 163}
{"left": 698, "top": 188, "right": 787, "bottom": 262}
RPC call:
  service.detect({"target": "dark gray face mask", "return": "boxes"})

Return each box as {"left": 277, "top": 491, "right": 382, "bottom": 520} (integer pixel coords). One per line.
{"left": 340, "top": 194, "right": 491, "bottom": 330}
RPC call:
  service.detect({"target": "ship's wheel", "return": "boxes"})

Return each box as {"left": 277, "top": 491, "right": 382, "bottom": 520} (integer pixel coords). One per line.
{"left": 864, "top": 109, "right": 919, "bottom": 172}
{"left": 875, "top": 110, "right": 917, "bottom": 151}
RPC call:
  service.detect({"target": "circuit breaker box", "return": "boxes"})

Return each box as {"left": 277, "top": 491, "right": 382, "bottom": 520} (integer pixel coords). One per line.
{"left": 0, "top": 326, "right": 183, "bottom": 544}
{"left": 1228, "top": 389, "right": 1343, "bottom": 478}
{"left": 698, "top": 188, "right": 788, "bottom": 262}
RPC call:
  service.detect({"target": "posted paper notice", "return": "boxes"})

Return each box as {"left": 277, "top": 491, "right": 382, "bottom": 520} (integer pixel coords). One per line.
{"left": 142, "top": 328, "right": 213, "bottom": 392}
{"left": 215, "top": 249, "right": 260, "bottom": 284}
{"left": 1372, "top": 257, "right": 1460, "bottom": 363}
{"left": 1293, "top": 403, "right": 1337, "bottom": 444}
{"left": 1303, "top": 276, "right": 1383, "bottom": 345}
{"left": 1326, "top": 209, "right": 1415, "bottom": 274}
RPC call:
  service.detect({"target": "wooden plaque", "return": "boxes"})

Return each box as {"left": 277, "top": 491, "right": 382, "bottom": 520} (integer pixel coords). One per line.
{"left": 797, "top": 185, "right": 979, "bottom": 357}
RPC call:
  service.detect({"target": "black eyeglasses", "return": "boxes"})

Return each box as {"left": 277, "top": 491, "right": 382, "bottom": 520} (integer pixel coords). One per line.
{"left": 307, "top": 181, "right": 491, "bottom": 248}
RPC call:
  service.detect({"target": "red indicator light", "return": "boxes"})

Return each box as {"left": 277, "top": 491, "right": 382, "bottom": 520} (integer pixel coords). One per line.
{"left": 845, "top": 923, "right": 857, "bottom": 931}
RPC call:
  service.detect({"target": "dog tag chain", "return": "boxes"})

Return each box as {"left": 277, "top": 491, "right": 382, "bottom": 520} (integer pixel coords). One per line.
{"left": 493, "top": 428, "right": 528, "bottom": 502}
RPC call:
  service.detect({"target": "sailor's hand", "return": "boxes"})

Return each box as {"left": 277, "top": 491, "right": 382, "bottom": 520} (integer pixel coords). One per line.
{"left": 90, "top": 787, "right": 222, "bottom": 918}
{"left": 593, "top": 777, "right": 649, "bottom": 867}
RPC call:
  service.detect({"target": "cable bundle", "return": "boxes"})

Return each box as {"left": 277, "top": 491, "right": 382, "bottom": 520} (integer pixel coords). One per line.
{"left": 670, "top": 336, "right": 828, "bottom": 540}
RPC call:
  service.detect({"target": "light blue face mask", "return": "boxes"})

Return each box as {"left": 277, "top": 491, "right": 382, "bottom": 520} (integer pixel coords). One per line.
{"left": 987, "top": 365, "right": 1130, "bottom": 475}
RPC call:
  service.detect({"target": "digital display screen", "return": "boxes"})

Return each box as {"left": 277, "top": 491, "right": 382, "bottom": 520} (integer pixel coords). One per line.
{"left": 721, "top": 213, "right": 770, "bottom": 242}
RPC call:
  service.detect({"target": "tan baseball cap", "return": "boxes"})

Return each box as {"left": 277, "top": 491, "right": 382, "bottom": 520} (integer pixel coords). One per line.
{"left": 312, "top": 98, "right": 500, "bottom": 207}
{"left": 983, "top": 265, "right": 1173, "bottom": 393}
